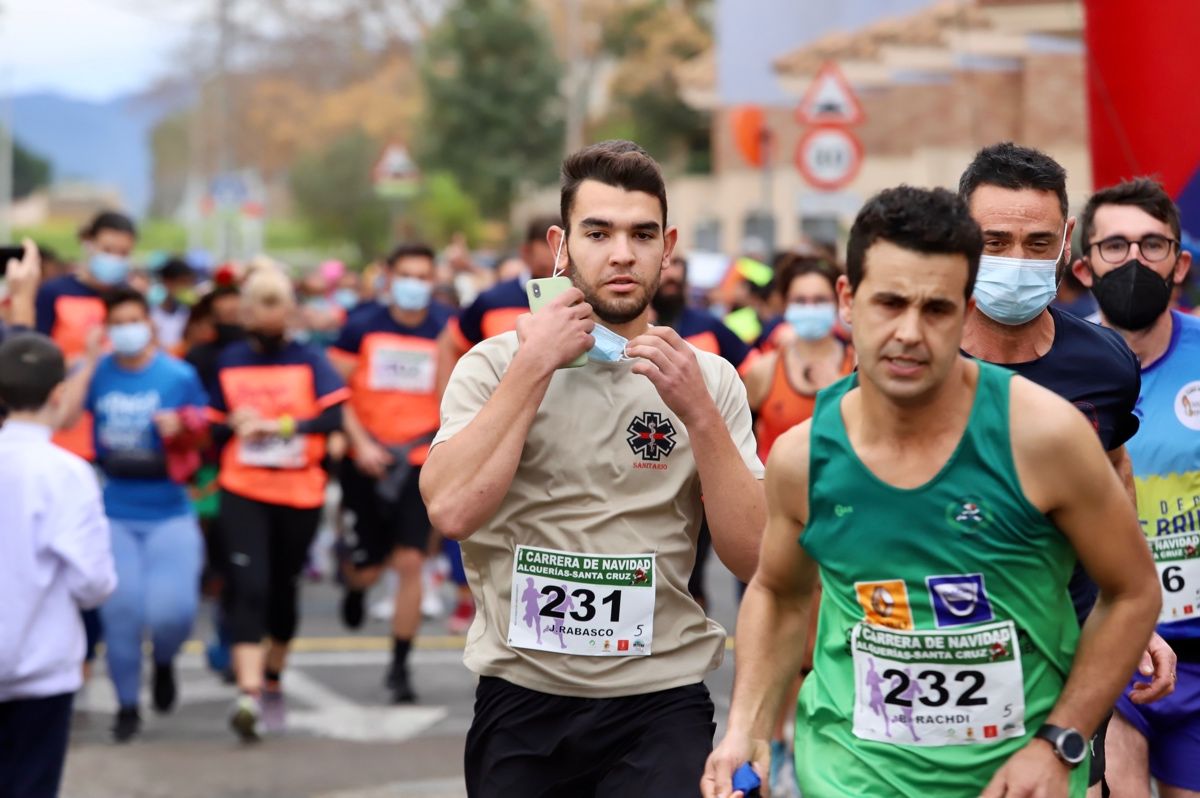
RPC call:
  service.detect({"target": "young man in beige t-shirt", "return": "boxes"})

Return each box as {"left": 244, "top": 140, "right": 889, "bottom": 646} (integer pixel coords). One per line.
{"left": 422, "top": 140, "right": 766, "bottom": 796}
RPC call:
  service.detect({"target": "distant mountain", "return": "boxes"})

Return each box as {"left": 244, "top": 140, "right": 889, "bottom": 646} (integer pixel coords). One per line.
{"left": 10, "top": 86, "right": 194, "bottom": 216}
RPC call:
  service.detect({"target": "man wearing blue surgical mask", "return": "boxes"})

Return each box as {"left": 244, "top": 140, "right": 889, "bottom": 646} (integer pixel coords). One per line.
{"left": 58, "top": 286, "right": 209, "bottom": 743}
{"left": 328, "top": 243, "right": 456, "bottom": 704}
{"left": 36, "top": 210, "right": 137, "bottom": 462}
{"left": 958, "top": 142, "right": 1176, "bottom": 797}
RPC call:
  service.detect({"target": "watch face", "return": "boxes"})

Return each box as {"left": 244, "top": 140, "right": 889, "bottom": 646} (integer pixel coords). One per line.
{"left": 1060, "top": 730, "right": 1088, "bottom": 763}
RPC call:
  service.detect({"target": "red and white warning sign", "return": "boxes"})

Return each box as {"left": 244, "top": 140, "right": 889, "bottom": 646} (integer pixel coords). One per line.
{"left": 795, "top": 126, "right": 863, "bottom": 191}
{"left": 796, "top": 62, "right": 864, "bottom": 126}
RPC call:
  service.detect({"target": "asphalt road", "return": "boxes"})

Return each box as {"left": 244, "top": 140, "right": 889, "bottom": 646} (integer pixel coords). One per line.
{"left": 61, "top": 550, "right": 745, "bottom": 798}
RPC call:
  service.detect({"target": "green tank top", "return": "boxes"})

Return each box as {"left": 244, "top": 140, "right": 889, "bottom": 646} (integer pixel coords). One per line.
{"left": 794, "top": 361, "right": 1087, "bottom": 797}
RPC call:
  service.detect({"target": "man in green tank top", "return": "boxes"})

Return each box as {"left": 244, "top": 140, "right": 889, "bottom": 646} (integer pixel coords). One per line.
{"left": 703, "top": 186, "right": 1161, "bottom": 798}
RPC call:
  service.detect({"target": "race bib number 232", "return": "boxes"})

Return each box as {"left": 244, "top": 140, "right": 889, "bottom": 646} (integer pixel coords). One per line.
{"left": 851, "top": 619, "right": 1025, "bottom": 747}
{"left": 508, "top": 545, "right": 654, "bottom": 657}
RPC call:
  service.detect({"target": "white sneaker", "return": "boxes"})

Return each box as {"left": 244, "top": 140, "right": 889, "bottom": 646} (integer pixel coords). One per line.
{"left": 421, "top": 562, "right": 446, "bottom": 619}
{"left": 229, "top": 694, "right": 262, "bottom": 742}
{"left": 369, "top": 595, "right": 395, "bottom": 622}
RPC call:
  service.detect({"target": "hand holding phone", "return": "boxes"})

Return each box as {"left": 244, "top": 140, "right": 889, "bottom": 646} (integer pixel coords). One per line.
{"left": 524, "top": 276, "right": 591, "bottom": 369}
{"left": 1, "top": 240, "right": 41, "bottom": 299}
{"left": 0, "top": 245, "right": 25, "bottom": 272}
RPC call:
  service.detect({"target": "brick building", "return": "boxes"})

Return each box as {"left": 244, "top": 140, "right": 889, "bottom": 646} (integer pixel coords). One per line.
{"left": 677, "top": 0, "right": 1089, "bottom": 256}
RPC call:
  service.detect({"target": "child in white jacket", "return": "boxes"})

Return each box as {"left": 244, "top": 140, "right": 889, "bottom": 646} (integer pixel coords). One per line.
{"left": 0, "top": 332, "right": 116, "bottom": 798}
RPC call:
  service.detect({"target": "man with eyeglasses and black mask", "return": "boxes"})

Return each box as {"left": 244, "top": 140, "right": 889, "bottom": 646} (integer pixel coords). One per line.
{"left": 957, "top": 143, "right": 1177, "bottom": 797}
{"left": 1071, "top": 178, "right": 1200, "bottom": 798}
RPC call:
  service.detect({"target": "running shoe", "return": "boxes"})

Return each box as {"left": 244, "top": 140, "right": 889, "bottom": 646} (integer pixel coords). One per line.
{"left": 229, "top": 694, "right": 262, "bottom": 743}
{"left": 768, "top": 739, "right": 800, "bottom": 798}
{"left": 205, "top": 638, "right": 230, "bottom": 675}
{"left": 260, "top": 689, "right": 287, "bottom": 734}
{"left": 152, "top": 662, "right": 177, "bottom": 713}
{"left": 447, "top": 595, "right": 475, "bottom": 635}
{"left": 421, "top": 559, "right": 446, "bottom": 619}
{"left": 341, "top": 589, "right": 366, "bottom": 630}
{"left": 369, "top": 594, "right": 395, "bottom": 622}
{"left": 112, "top": 707, "right": 141, "bottom": 743}
{"left": 386, "top": 665, "right": 416, "bottom": 704}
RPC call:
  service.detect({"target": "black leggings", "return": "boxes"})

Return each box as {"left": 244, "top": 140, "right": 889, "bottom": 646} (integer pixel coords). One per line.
{"left": 218, "top": 489, "right": 321, "bottom": 645}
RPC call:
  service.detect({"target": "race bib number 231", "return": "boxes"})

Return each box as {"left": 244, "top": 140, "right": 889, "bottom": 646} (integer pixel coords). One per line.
{"left": 508, "top": 545, "right": 654, "bottom": 657}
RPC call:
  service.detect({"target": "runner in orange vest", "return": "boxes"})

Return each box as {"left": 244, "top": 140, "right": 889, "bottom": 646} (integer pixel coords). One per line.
{"left": 206, "top": 268, "right": 349, "bottom": 742}
{"left": 328, "top": 243, "right": 455, "bottom": 703}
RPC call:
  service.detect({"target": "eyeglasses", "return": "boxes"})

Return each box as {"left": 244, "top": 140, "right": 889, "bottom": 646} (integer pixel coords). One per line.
{"left": 1088, "top": 234, "right": 1178, "bottom": 264}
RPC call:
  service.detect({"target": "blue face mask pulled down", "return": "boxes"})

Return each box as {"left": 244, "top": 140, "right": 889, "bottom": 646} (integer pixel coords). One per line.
{"left": 90, "top": 252, "right": 129, "bottom": 286}
{"left": 785, "top": 302, "right": 837, "bottom": 341}
{"left": 588, "top": 324, "right": 629, "bottom": 362}
{"left": 109, "top": 321, "right": 152, "bottom": 356}
{"left": 972, "top": 225, "right": 1067, "bottom": 326}
{"left": 391, "top": 277, "right": 432, "bottom": 311}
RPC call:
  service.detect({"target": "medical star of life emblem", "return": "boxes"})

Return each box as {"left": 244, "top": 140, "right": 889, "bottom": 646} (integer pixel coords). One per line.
{"left": 626, "top": 412, "right": 677, "bottom": 461}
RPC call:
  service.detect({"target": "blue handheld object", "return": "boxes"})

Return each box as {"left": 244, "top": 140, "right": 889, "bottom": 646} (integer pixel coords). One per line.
{"left": 732, "top": 762, "right": 761, "bottom": 795}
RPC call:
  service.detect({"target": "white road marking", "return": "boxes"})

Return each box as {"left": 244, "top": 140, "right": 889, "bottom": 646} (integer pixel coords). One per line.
{"left": 285, "top": 669, "right": 449, "bottom": 743}
{"left": 315, "top": 777, "right": 466, "bottom": 798}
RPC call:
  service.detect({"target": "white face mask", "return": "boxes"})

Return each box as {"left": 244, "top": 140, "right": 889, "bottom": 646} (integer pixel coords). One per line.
{"left": 972, "top": 223, "right": 1067, "bottom": 326}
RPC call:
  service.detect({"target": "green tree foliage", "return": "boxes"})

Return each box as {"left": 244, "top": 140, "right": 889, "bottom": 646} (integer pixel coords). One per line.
{"left": 418, "top": 0, "right": 565, "bottom": 219}
{"left": 597, "top": 1, "right": 712, "bottom": 173}
{"left": 290, "top": 130, "right": 392, "bottom": 259}
{"left": 13, "top": 137, "right": 52, "bottom": 199}
{"left": 413, "top": 172, "right": 484, "bottom": 248}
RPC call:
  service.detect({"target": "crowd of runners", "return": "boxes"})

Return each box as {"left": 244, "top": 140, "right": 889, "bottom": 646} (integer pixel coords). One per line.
{"left": 1, "top": 138, "right": 1199, "bottom": 798}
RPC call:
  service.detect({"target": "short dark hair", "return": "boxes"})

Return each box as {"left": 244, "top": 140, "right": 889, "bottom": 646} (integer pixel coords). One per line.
{"left": 958, "top": 142, "right": 1069, "bottom": 220}
{"left": 81, "top": 210, "right": 137, "bottom": 241}
{"left": 525, "top": 215, "right": 560, "bottom": 245}
{"left": 159, "top": 256, "right": 195, "bottom": 282}
{"left": 0, "top": 333, "right": 66, "bottom": 412}
{"left": 846, "top": 186, "right": 983, "bottom": 300}
{"left": 560, "top": 140, "right": 667, "bottom": 231}
{"left": 1080, "top": 177, "right": 1182, "bottom": 249}
{"left": 386, "top": 243, "right": 436, "bottom": 268}
{"left": 104, "top": 286, "right": 150, "bottom": 317}
{"left": 775, "top": 255, "right": 842, "bottom": 298}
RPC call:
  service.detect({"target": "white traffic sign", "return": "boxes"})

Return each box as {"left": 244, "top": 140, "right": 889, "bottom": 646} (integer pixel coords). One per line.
{"left": 795, "top": 127, "right": 863, "bottom": 191}
{"left": 796, "top": 62, "right": 864, "bottom": 126}
{"left": 373, "top": 142, "right": 421, "bottom": 200}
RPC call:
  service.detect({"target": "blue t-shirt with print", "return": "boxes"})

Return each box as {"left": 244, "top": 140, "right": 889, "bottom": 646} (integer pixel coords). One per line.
{"left": 87, "top": 351, "right": 209, "bottom": 521}
{"left": 1128, "top": 311, "right": 1200, "bottom": 640}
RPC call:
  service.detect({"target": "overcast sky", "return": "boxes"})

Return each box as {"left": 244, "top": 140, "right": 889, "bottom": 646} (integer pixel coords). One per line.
{"left": 0, "top": 0, "right": 189, "bottom": 101}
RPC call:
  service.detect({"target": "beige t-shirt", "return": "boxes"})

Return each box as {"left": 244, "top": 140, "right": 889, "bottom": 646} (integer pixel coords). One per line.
{"left": 432, "top": 331, "right": 764, "bottom": 698}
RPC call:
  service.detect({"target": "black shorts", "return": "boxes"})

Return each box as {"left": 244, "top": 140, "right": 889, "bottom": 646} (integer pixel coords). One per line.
{"left": 1089, "top": 710, "right": 1111, "bottom": 788}
{"left": 465, "top": 676, "right": 715, "bottom": 798}
{"left": 339, "top": 458, "right": 431, "bottom": 567}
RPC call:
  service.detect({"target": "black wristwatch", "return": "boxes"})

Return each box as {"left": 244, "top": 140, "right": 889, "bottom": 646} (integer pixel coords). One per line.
{"left": 1035, "top": 724, "right": 1088, "bottom": 768}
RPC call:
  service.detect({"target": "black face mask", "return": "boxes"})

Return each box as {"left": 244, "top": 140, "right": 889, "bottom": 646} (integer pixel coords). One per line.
{"left": 1090, "top": 259, "right": 1174, "bottom": 331}
{"left": 215, "top": 323, "right": 245, "bottom": 344}
{"left": 249, "top": 330, "right": 286, "bottom": 355}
